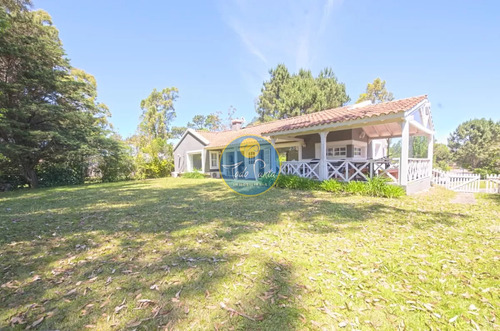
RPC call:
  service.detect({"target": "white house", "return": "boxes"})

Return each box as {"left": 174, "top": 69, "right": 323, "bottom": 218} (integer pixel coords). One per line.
{"left": 173, "top": 95, "right": 434, "bottom": 194}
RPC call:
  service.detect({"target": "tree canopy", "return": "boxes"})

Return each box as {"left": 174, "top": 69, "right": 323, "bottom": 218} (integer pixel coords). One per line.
{"left": 356, "top": 78, "right": 394, "bottom": 104}
{"left": 128, "top": 87, "right": 179, "bottom": 179}
{"left": 139, "top": 87, "right": 178, "bottom": 140}
{"left": 433, "top": 143, "right": 451, "bottom": 170}
{"left": 256, "top": 64, "right": 350, "bottom": 122}
{"left": 448, "top": 118, "right": 500, "bottom": 173}
{"left": 0, "top": 7, "right": 113, "bottom": 187}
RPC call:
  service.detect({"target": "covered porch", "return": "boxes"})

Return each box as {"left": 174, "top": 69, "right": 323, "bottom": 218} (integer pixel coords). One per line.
{"left": 267, "top": 98, "right": 434, "bottom": 192}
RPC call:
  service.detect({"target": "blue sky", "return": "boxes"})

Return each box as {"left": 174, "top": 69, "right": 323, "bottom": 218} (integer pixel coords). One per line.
{"left": 36, "top": 0, "right": 499, "bottom": 143}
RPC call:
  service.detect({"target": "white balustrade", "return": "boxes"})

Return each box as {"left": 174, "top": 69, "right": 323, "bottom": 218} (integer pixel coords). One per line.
{"left": 281, "top": 160, "right": 320, "bottom": 180}
{"left": 280, "top": 158, "right": 402, "bottom": 183}
{"left": 407, "top": 158, "right": 431, "bottom": 182}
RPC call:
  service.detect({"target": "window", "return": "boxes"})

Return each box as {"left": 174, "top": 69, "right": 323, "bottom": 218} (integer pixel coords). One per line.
{"left": 210, "top": 151, "right": 219, "bottom": 169}
{"left": 334, "top": 147, "right": 346, "bottom": 157}
{"left": 264, "top": 149, "right": 270, "bottom": 163}
{"left": 354, "top": 147, "right": 362, "bottom": 157}
{"left": 327, "top": 147, "right": 334, "bottom": 157}
{"left": 248, "top": 151, "right": 256, "bottom": 164}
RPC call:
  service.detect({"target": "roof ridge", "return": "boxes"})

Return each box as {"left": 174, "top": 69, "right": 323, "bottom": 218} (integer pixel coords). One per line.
{"left": 195, "top": 94, "right": 427, "bottom": 140}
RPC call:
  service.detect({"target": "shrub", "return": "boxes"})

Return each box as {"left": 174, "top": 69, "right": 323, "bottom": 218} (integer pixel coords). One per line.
{"left": 366, "top": 177, "right": 389, "bottom": 197}
{"left": 320, "top": 179, "right": 343, "bottom": 193}
{"left": 259, "top": 173, "right": 278, "bottom": 187}
{"left": 344, "top": 181, "right": 369, "bottom": 195}
{"left": 135, "top": 158, "right": 174, "bottom": 179}
{"left": 182, "top": 170, "right": 205, "bottom": 179}
{"left": 275, "top": 175, "right": 321, "bottom": 190}
{"left": 37, "top": 163, "right": 84, "bottom": 187}
{"left": 0, "top": 174, "right": 26, "bottom": 190}
{"left": 270, "top": 174, "right": 404, "bottom": 198}
{"left": 380, "top": 184, "right": 405, "bottom": 198}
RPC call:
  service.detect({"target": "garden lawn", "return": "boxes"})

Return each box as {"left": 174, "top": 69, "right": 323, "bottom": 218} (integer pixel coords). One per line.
{"left": 0, "top": 178, "right": 498, "bottom": 330}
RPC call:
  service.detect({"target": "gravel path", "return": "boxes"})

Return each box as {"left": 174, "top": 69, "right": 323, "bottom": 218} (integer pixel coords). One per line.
{"left": 451, "top": 192, "right": 476, "bottom": 204}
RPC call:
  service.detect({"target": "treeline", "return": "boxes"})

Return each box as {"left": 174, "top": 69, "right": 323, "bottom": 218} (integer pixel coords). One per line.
{"left": 434, "top": 118, "right": 499, "bottom": 175}
{"left": 0, "top": 2, "right": 179, "bottom": 189}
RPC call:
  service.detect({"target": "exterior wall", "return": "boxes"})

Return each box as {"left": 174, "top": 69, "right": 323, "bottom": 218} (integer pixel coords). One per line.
{"left": 173, "top": 132, "right": 206, "bottom": 173}
{"left": 298, "top": 129, "right": 368, "bottom": 159}
{"left": 405, "top": 177, "right": 431, "bottom": 195}
{"left": 205, "top": 149, "right": 223, "bottom": 174}
{"left": 368, "top": 139, "right": 389, "bottom": 159}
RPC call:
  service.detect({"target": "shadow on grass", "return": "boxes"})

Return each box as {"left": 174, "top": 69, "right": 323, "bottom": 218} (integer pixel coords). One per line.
{"left": 479, "top": 192, "right": 500, "bottom": 205}
{"left": 0, "top": 178, "right": 473, "bottom": 329}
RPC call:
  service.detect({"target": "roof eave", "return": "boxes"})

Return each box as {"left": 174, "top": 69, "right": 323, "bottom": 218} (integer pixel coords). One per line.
{"left": 264, "top": 111, "right": 407, "bottom": 137}
{"left": 173, "top": 128, "right": 210, "bottom": 151}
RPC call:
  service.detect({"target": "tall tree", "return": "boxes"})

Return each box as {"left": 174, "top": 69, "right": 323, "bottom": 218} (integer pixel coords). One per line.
{"left": 448, "top": 118, "right": 500, "bottom": 173}
{"left": 0, "top": 8, "right": 108, "bottom": 187}
{"left": 131, "top": 87, "right": 179, "bottom": 179}
{"left": 356, "top": 78, "right": 394, "bottom": 104}
{"left": 256, "top": 64, "right": 349, "bottom": 121}
{"left": 139, "top": 87, "right": 178, "bottom": 140}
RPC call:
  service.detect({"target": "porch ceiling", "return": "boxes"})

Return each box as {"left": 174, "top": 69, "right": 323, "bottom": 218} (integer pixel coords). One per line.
{"left": 362, "top": 121, "right": 430, "bottom": 139}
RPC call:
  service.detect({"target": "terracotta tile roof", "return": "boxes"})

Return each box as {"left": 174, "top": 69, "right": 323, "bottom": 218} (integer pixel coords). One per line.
{"left": 197, "top": 95, "right": 427, "bottom": 148}
{"left": 196, "top": 121, "right": 284, "bottom": 149}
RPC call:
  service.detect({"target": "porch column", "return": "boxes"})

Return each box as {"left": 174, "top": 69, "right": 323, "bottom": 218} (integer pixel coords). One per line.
{"left": 185, "top": 152, "right": 191, "bottom": 172}
{"left": 201, "top": 150, "right": 206, "bottom": 173}
{"left": 400, "top": 119, "right": 410, "bottom": 186}
{"left": 427, "top": 133, "right": 434, "bottom": 176}
{"left": 270, "top": 138, "right": 277, "bottom": 173}
{"left": 319, "top": 132, "right": 328, "bottom": 180}
{"left": 234, "top": 149, "right": 238, "bottom": 178}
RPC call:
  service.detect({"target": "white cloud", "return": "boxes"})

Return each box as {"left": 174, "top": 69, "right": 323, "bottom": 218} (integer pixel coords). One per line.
{"left": 218, "top": 0, "right": 343, "bottom": 94}
{"left": 228, "top": 18, "right": 268, "bottom": 65}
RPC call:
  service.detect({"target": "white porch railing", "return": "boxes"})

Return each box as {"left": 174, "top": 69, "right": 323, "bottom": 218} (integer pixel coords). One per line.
{"left": 281, "top": 160, "right": 320, "bottom": 180}
{"left": 281, "top": 158, "right": 402, "bottom": 183}
{"left": 407, "top": 158, "right": 432, "bottom": 183}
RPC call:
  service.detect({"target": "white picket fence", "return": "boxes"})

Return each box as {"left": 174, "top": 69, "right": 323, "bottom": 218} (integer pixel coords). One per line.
{"left": 485, "top": 174, "right": 500, "bottom": 193}
{"left": 432, "top": 170, "right": 500, "bottom": 193}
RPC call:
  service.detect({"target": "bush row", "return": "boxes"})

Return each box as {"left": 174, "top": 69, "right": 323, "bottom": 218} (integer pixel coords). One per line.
{"left": 272, "top": 174, "right": 405, "bottom": 198}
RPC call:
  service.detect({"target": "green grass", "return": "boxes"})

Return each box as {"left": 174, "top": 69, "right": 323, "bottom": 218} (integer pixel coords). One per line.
{"left": 0, "top": 178, "right": 498, "bottom": 330}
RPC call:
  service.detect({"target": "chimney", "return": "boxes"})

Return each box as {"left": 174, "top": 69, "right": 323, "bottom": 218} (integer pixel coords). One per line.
{"left": 230, "top": 118, "right": 244, "bottom": 131}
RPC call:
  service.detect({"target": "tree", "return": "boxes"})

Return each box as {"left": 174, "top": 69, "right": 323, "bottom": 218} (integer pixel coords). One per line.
{"left": 96, "top": 134, "right": 135, "bottom": 182}
{"left": 139, "top": 87, "right": 178, "bottom": 140}
{"left": 389, "top": 136, "right": 429, "bottom": 159}
{"left": 448, "top": 118, "right": 500, "bottom": 174}
{"left": 130, "top": 87, "right": 179, "bottom": 179}
{"left": 433, "top": 142, "right": 451, "bottom": 170}
{"left": 1, "top": 0, "right": 31, "bottom": 12}
{"left": 256, "top": 64, "right": 350, "bottom": 121}
{"left": 171, "top": 126, "right": 187, "bottom": 139}
{"left": 173, "top": 106, "right": 238, "bottom": 138}
{"left": 0, "top": 7, "right": 109, "bottom": 188}
{"left": 357, "top": 78, "right": 394, "bottom": 104}
{"left": 410, "top": 136, "right": 428, "bottom": 158}
{"left": 187, "top": 112, "right": 224, "bottom": 131}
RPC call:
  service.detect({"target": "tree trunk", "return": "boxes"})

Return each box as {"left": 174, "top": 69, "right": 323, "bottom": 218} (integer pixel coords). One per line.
{"left": 22, "top": 167, "right": 39, "bottom": 189}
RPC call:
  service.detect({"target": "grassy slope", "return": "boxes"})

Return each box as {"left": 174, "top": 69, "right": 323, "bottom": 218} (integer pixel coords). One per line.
{"left": 0, "top": 178, "right": 498, "bottom": 330}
